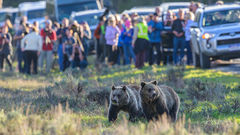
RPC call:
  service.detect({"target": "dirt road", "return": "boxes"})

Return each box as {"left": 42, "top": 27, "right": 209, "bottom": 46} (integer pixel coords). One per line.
{"left": 211, "top": 59, "right": 240, "bottom": 74}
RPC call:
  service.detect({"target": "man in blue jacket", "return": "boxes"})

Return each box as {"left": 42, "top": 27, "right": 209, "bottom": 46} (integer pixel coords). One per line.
{"left": 148, "top": 13, "right": 164, "bottom": 65}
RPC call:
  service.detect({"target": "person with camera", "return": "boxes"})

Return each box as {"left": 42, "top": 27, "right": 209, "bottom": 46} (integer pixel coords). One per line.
{"left": 71, "top": 38, "right": 88, "bottom": 70}
{"left": 21, "top": 26, "right": 42, "bottom": 74}
{"left": 0, "top": 26, "right": 13, "bottom": 72}
{"left": 57, "top": 18, "right": 69, "bottom": 71}
{"left": 39, "top": 20, "right": 57, "bottom": 74}
{"left": 14, "top": 23, "right": 29, "bottom": 73}
{"left": 148, "top": 13, "right": 164, "bottom": 66}
{"left": 94, "top": 16, "right": 107, "bottom": 65}
{"left": 62, "top": 29, "right": 76, "bottom": 71}
{"left": 81, "top": 22, "right": 91, "bottom": 57}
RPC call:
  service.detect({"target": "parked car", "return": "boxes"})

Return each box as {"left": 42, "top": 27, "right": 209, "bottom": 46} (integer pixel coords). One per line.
{"left": 190, "top": 4, "right": 240, "bottom": 68}
{"left": 122, "top": 6, "right": 155, "bottom": 16}
{"left": 16, "top": 1, "right": 46, "bottom": 29}
{"left": 0, "top": 7, "right": 18, "bottom": 27}
{"left": 46, "top": 0, "right": 104, "bottom": 22}
{"left": 160, "top": 2, "right": 191, "bottom": 12}
{"left": 70, "top": 9, "right": 108, "bottom": 54}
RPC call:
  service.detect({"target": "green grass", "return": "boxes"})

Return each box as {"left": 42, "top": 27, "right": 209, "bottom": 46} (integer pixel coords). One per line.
{"left": 184, "top": 66, "right": 240, "bottom": 89}
{"left": 0, "top": 72, "right": 54, "bottom": 91}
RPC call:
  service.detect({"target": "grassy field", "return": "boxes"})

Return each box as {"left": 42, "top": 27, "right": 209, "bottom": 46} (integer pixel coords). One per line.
{"left": 0, "top": 64, "right": 240, "bottom": 135}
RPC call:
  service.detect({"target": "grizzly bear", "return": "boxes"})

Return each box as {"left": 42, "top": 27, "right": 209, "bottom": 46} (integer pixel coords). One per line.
{"left": 108, "top": 85, "right": 144, "bottom": 122}
{"left": 140, "top": 81, "right": 180, "bottom": 122}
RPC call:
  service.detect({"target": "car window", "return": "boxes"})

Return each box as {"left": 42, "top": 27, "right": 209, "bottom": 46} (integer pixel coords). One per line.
{"left": 168, "top": 5, "right": 189, "bottom": 10}
{"left": 202, "top": 9, "right": 240, "bottom": 27}
{"left": 74, "top": 12, "right": 102, "bottom": 26}
{"left": 0, "top": 13, "right": 6, "bottom": 22}
{"left": 27, "top": 9, "right": 45, "bottom": 20}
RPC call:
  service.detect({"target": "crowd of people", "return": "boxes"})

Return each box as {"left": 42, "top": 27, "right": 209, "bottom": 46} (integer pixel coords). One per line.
{"left": 94, "top": 2, "right": 204, "bottom": 69}
{"left": 0, "top": 1, "right": 222, "bottom": 74}
{"left": 0, "top": 16, "right": 91, "bottom": 74}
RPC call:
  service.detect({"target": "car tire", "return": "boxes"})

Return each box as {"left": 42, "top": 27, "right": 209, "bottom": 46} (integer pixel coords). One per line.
{"left": 199, "top": 51, "right": 211, "bottom": 69}
{"left": 193, "top": 51, "right": 200, "bottom": 67}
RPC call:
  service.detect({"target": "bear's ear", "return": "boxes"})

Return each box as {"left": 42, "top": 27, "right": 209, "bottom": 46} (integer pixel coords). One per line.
{"left": 151, "top": 80, "right": 157, "bottom": 85}
{"left": 122, "top": 86, "right": 127, "bottom": 92}
{"left": 112, "top": 85, "right": 116, "bottom": 91}
{"left": 141, "top": 82, "right": 146, "bottom": 88}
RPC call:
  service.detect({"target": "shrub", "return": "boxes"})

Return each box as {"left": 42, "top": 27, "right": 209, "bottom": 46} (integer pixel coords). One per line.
{"left": 87, "top": 89, "right": 110, "bottom": 106}
{"left": 216, "top": 94, "right": 240, "bottom": 114}
{"left": 186, "top": 78, "right": 228, "bottom": 101}
{"left": 165, "top": 66, "right": 185, "bottom": 89}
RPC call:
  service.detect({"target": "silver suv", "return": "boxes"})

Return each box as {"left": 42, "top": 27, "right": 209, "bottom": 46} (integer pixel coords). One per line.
{"left": 191, "top": 4, "right": 240, "bottom": 68}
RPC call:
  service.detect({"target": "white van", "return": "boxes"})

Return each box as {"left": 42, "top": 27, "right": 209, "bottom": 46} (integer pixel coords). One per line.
{"left": 0, "top": 7, "right": 18, "bottom": 27}
{"left": 17, "top": 1, "right": 46, "bottom": 28}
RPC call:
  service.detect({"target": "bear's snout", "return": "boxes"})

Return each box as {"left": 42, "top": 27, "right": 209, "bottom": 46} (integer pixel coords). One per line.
{"left": 112, "top": 99, "right": 117, "bottom": 103}
{"left": 152, "top": 93, "right": 157, "bottom": 98}
{"left": 150, "top": 90, "right": 158, "bottom": 98}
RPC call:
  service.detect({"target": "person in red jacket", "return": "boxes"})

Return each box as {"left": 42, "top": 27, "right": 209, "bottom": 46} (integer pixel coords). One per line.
{"left": 39, "top": 20, "right": 57, "bottom": 74}
{"left": 94, "top": 16, "right": 106, "bottom": 65}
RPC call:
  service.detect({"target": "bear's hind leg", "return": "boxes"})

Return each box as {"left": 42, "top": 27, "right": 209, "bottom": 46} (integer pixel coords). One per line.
{"left": 170, "top": 103, "right": 179, "bottom": 122}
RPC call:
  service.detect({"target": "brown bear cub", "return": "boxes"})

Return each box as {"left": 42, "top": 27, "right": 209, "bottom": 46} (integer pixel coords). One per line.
{"left": 140, "top": 81, "right": 180, "bottom": 122}
{"left": 108, "top": 85, "right": 144, "bottom": 122}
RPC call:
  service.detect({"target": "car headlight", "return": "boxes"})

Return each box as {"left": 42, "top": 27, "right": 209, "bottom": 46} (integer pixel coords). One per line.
{"left": 202, "top": 33, "right": 215, "bottom": 39}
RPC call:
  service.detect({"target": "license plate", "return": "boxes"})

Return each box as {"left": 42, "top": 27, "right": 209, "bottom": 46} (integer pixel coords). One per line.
{"left": 217, "top": 44, "right": 240, "bottom": 51}
{"left": 229, "top": 44, "right": 240, "bottom": 51}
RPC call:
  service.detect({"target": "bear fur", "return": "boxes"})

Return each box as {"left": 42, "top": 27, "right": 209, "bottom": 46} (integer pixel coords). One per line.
{"left": 140, "top": 81, "right": 180, "bottom": 122}
{"left": 108, "top": 85, "right": 144, "bottom": 122}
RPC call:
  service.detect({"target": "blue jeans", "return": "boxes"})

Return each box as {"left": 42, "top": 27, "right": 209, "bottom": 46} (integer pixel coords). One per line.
{"left": 38, "top": 51, "right": 53, "bottom": 73}
{"left": 63, "top": 47, "right": 72, "bottom": 71}
{"left": 122, "top": 43, "right": 136, "bottom": 65}
{"left": 57, "top": 44, "right": 64, "bottom": 71}
{"left": 72, "top": 59, "right": 88, "bottom": 69}
{"left": 17, "top": 47, "right": 24, "bottom": 73}
{"left": 185, "top": 40, "right": 193, "bottom": 65}
{"left": 148, "top": 42, "right": 161, "bottom": 65}
{"left": 173, "top": 37, "right": 185, "bottom": 64}
{"left": 83, "top": 43, "right": 88, "bottom": 57}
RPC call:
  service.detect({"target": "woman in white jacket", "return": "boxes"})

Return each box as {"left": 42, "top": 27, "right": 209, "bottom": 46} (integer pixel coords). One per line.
{"left": 21, "top": 26, "right": 42, "bottom": 74}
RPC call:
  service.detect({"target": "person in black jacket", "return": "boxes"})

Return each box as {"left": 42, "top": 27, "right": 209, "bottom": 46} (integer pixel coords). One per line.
{"left": 0, "top": 26, "right": 13, "bottom": 72}
{"left": 172, "top": 9, "right": 185, "bottom": 65}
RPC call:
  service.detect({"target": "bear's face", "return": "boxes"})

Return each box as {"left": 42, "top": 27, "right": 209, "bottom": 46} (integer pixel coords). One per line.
{"left": 110, "top": 86, "right": 129, "bottom": 106}
{"left": 140, "top": 81, "right": 159, "bottom": 102}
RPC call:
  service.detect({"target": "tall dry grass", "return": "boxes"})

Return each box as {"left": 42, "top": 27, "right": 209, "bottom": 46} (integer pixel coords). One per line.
{"left": 0, "top": 104, "right": 239, "bottom": 135}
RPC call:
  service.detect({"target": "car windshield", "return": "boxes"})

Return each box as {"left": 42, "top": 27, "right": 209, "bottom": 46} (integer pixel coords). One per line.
{"left": 168, "top": 5, "right": 189, "bottom": 10}
{"left": 58, "top": 2, "right": 98, "bottom": 21}
{"left": 202, "top": 9, "right": 240, "bottom": 27}
{"left": 74, "top": 12, "right": 102, "bottom": 26}
{"left": 138, "top": 12, "right": 154, "bottom": 16}
{"left": 0, "top": 12, "right": 6, "bottom": 22}
{"left": 128, "top": 11, "right": 154, "bottom": 16}
{"left": 27, "top": 9, "right": 45, "bottom": 20}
